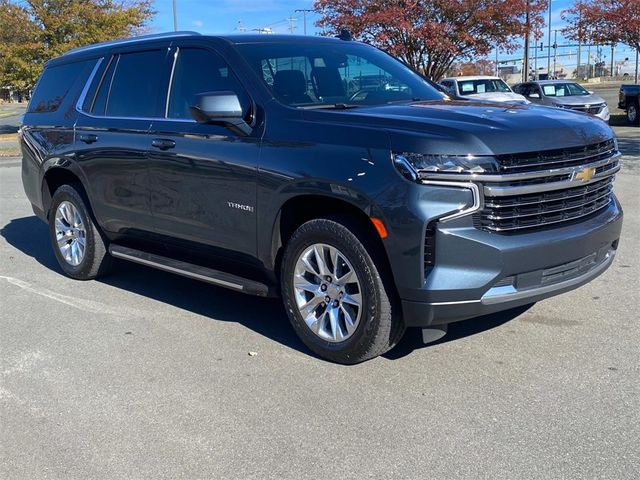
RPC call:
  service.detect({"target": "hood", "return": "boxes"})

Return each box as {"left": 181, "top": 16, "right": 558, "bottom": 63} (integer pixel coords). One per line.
{"left": 304, "top": 100, "right": 613, "bottom": 156}
{"left": 465, "top": 92, "right": 529, "bottom": 104}
{"left": 547, "top": 93, "right": 607, "bottom": 106}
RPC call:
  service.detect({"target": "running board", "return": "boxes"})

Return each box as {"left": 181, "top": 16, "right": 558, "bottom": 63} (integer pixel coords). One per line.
{"left": 109, "top": 245, "right": 272, "bottom": 297}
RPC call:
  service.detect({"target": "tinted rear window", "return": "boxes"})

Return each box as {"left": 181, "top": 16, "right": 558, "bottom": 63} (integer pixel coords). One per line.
{"left": 28, "top": 61, "right": 90, "bottom": 113}
{"left": 105, "top": 50, "right": 166, "bottom": 117}
{"left": 89, "top": 56, "right": 118, "bottom": 115}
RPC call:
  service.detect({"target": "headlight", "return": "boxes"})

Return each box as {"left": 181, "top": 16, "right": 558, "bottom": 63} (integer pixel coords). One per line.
{"left": 393, "top": 152, "right": 499, "bottom": 176}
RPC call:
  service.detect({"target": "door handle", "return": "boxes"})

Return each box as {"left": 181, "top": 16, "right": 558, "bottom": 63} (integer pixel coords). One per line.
{"left": 78, "top": 134, "right": 98, "bottom": 144}
{"left": 151, "top": 138, "right": 176, "bottom": 150}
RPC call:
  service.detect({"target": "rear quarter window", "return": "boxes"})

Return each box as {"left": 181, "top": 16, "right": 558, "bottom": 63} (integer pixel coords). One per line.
{"left": 28, "top": 61, "right": 91, "bottom": 113}
{"left": 105, "top": 50, "right": 167, "bottom": 117}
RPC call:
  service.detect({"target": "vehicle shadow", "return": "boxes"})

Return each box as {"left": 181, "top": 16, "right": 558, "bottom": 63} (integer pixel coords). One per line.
{"left": 0, "top": 216, "right": 306, "bottom": 355}
{"left": 1, "top": 215, "right": 527, "bottom": 362}
{"left": 383, "top": 304, "right": 533, "bottom": 360}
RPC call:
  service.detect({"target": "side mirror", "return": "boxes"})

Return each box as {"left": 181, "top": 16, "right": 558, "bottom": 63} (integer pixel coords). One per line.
{"left": 189, "top": 91, "right": 251, "bottom": 136}
{"left": 588, "top": 90, "right": 594, "bottom": 94}
{"left": 529, "top": 93, "right": 540, "bottom": 99}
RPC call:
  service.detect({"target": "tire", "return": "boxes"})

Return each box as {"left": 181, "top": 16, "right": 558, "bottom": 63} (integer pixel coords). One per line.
{"left": 49, "top": 184, "right": 112, "bottom": 280}
{"left": 627, "top": 100, "right": 639, "bottom": 125}
{"left": 281, "top": 217, "right": 405, "bottom": 364}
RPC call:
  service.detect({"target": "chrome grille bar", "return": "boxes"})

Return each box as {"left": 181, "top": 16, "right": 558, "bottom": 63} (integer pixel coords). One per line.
{"left": 474, "top": 140, "right": 619, "bottom": 233}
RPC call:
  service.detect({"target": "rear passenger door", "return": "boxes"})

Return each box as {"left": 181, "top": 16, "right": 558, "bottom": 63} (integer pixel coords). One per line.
{"left": 74, "top": 46, "right": 169, "bottom": 235}
{"left": 147, "top": 45, "right": 261, "bottom": 257}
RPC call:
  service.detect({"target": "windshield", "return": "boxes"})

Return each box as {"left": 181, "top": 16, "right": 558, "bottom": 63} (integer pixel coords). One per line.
{"left": 457, "top": 79, "right": 511, "bottom": 95}
{"left": 541, "top": 83, "right": 589, "bottom": 97}
{"left": 235, "top": 41, "right": 444, "bottom": 107}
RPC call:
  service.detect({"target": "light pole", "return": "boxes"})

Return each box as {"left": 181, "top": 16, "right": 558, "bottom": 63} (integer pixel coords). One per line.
{"left": 523, "top": 0, "right": 530, "bottom": 82}
{"left": 553, "top": 30, "right": 558, "bottom": 78}
{"left": 547, "top": 0, "right": 552, "bottom": 76}
{"left": 295, "top": 8, "right": 315, "bottom": 35}
{"left": 172, "top": 0, "right": 177, "bottom": 32}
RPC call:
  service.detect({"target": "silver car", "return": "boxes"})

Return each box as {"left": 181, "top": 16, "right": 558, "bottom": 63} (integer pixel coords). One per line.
{"left": 513, "top": 80, "right": 610, "bottom": 122}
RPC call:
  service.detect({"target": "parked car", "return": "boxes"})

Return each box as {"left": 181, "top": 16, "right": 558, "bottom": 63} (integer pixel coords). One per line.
{"left": 439, "top": 76, "right": 529, "bottom": 104}
{"left": 618, "top": 84, "right": 639, "bottom": 125}
{"left": 513, "top": 80, "right": 610, "bottom": 122}
{"left": 21, "top": 32, "right": 623, "bottom": 364}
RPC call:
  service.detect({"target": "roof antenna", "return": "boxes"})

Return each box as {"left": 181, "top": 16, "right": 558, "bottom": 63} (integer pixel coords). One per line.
{"left": 337, "top": 29, "right": 352, "bottom": 41}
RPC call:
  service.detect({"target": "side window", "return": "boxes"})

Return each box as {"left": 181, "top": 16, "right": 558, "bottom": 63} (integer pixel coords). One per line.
{"left": 105, "top": 49, "right": 166, "bottom": 117}
{"left": 28, "top": 61, "right": 90, "bottom": 113}
{"left": 88, "top": 56, "right": 117, "bottom": 115}
{"left": 167, "top": 48, "right": 249, "bottom": 119}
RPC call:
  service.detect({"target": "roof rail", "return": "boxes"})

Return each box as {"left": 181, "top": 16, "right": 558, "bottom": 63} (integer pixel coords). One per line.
{"left": 63, "top": 31, "right": 201, "bottom": 56}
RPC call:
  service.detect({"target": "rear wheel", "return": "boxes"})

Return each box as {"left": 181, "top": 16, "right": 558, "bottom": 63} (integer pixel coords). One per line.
{"left": 49, "top": 184, "right": 112, "bottom": 280}
{"left": 627, "top": 101, "right": 639, "bottom": 125}
{"left": 281, "top": 217, "right": 404, "bottom": 364}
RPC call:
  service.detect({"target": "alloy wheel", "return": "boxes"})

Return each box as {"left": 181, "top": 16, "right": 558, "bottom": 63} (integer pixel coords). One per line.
{"left": 293, "top": 243, "right": 362, "bottom": 342}
{"left": 54, "top": 201, "right": 86, "bottom": 266}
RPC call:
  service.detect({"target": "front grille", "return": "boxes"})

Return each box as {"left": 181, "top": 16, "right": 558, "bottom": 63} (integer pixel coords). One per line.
{"left": 541, "top": 252, "right": 598, "bottom": 286}
{"left": 565, "top": 103, "right": 605, "bottom": 115}
{"left": 476, "top": 176, "right": 615, "bottom": 232}
{"left": 495, "top": 139, "right": 614, "bottom": 173}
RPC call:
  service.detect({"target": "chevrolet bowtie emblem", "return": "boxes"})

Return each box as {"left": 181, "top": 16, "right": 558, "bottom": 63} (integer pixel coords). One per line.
{"left": 574, "top": 167, "right": 596, "bottom": 182}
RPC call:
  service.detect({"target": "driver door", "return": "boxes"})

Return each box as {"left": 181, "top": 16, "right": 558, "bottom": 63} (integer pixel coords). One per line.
{"left": 147, "top": 46, "right": 262, "bottom": 257}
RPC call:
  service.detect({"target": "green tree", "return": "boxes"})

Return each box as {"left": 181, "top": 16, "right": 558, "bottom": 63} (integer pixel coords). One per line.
{"left": 0, "top": 0, "right": 155, "bottom": 96}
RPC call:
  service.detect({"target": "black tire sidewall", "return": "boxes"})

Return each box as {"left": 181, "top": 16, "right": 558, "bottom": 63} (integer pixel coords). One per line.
{"left": 49, "top": 186, "right": 99, "bottom": 279}
{"left": 281, "top": 219, "right": 390, "bottom": 363}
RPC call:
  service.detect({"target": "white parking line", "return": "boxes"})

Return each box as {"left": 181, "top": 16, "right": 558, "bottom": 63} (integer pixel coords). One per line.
{"left": 0, "top": 275, "right": 117, "bottom": 315}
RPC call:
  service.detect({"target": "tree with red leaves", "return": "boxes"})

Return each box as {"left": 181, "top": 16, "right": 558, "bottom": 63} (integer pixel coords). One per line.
{"left": 562, "top": 0, "right": 640, "bottom": 52}
{"left": 314, "top": 0, "right": 548, "bottom": 80}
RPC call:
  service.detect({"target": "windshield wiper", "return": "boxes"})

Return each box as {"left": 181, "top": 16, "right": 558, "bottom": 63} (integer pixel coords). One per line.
{"left": 300, "top": 103, "right": 361, "bottom": 110}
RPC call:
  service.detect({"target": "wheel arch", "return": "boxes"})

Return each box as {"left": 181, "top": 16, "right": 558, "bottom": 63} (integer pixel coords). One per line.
{"left": 41, "top": 167, "right": 88, "bottom": 219}
{"left": 269, "top": 194, "right": 396, "bottom": 294}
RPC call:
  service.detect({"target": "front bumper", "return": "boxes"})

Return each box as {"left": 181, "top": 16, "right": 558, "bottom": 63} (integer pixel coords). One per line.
{"left": 400, "top": 196, "right": 623, "bottom": 327}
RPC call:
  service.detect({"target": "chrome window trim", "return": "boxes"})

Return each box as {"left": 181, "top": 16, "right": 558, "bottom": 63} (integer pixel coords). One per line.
{"left": 165, "top": 47, "right": 179, "bottom": 118}
{"left": 74, "top": 57, "right": 104, "bottom": 113}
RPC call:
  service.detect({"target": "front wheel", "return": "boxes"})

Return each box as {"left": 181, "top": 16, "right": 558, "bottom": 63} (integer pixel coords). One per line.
{"left": 281, "top": 217, "right": 404, "bottom": 364}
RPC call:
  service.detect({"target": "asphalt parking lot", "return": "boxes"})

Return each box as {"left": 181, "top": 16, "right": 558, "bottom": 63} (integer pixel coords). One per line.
{"left": 1, "top": 122, "right": 639, "bottom": 478}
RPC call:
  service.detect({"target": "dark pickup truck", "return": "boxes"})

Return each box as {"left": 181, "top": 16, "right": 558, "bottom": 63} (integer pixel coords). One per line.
{"left": 618, "top": 84, "right": 639, "bottom": 125}
{"left": 20, "top": 32, "right": 623, "bottom": 363}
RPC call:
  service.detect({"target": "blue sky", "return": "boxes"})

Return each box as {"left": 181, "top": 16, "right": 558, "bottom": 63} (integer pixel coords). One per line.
{"left": 150, "top": 0, "right": 321, "bottom": 35}
{"left": 148, "top": 0, "right": 635, "bottom": 71}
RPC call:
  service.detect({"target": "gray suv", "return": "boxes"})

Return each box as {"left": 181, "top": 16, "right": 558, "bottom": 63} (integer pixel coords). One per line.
{"left": 513, "top": 80, "right": 610, "bottom": 122}
{"left": 20, "top": 32, "right": 623, "bottom": 363}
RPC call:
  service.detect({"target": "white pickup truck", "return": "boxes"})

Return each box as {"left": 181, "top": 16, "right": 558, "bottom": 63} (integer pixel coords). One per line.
{"left": 439, "top": 76, "right": 528, "bottom": 104}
